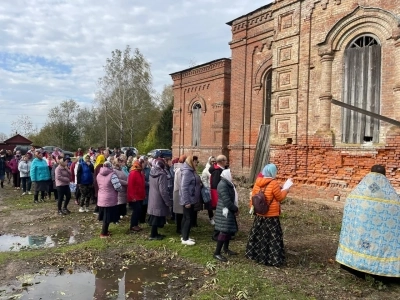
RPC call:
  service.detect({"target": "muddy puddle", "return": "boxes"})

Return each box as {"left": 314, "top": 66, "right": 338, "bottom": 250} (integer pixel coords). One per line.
{"left": 0, "top": 229, "right": 77, "bottom": 252}
{"left": 0, "top": 264, "right": 194, "bottom": 299}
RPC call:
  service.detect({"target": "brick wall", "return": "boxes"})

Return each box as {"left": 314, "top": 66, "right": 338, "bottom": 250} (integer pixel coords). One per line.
{"left": 226, "top": 0, "right": 400, "bottom": 197}
{"left": 170, "top": 59, "right": 231, "bottom": 162}
{"left": 170, "top": 0, "right": 400, "bottom": 199}
{"left": 270, "top": 128, "right": 400, "bottom": 198}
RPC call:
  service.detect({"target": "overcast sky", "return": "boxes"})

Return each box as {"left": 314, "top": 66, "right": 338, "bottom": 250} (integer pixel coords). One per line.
{"left": 0, "top": 0, "right": 270, "bottom": 137}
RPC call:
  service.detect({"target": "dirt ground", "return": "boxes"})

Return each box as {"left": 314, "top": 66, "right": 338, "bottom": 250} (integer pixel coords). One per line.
{"left": 0, "top": 182, "right": 400, "bottom": 299}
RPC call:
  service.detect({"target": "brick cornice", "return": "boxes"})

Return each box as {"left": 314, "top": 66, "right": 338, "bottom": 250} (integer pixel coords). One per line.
{"left": 181, "top": 60, "right": 228, "bottom": 79}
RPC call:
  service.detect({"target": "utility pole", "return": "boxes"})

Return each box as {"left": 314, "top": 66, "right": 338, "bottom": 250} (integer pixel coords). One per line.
{"left": 105, "top": 104, "right": 108, "bottom": 148}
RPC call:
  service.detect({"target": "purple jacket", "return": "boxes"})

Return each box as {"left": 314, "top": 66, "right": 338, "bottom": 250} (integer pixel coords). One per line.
{"left": 114, "top": 168, "right": 127, "bottom": 205}
{"left": 55, "top": 165, "right": 71, "bottom": 187}
{"left": 8, "top": 157, "right": 20, "bottom": 174}
{"left": 180, "top": 162, "right": 201, "bottom": 206}
{"left": 97, "top": 167, "right": 118, "bottom": 207}
{"left": 147, "top": 166, "right": 171, "bottom": 217}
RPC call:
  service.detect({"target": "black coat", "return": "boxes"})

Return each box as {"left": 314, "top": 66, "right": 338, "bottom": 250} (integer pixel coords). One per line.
{"left": 215, "top": 178, "right": 238, "bottom": 234}
{"left": 209, "top": 164, "right": 225, "bottom": 189}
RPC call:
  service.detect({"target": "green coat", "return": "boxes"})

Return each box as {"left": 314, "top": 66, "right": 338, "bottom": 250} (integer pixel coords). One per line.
{"left": 215, "top": 178, "right": 238, "bottom": 234}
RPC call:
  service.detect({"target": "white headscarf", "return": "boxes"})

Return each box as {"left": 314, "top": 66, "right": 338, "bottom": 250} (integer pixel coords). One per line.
{"left": 221, "top": 169, "right": 238, "bottom": 207}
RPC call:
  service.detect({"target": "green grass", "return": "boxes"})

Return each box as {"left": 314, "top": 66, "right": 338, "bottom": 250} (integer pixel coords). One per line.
{"left": 2, "top": 190, "right": 399, "bottom": 299}
{"left": 2, "top": 193, "right": 42, "bottom": 211}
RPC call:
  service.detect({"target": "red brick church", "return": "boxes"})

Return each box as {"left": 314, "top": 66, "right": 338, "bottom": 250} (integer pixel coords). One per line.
{"left": 170, "top": 0, "right": 400, "bottom": 199}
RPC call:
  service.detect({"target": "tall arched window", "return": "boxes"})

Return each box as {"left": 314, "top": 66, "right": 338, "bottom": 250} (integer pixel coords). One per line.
{"left": 264, "top": 70, "right": 272, "bottom": 125}
{"left": 192, "top": 103, "right": 202, "bottom": 147}
{"left": 342, "top": 35, "right": 381, "bottom": 143}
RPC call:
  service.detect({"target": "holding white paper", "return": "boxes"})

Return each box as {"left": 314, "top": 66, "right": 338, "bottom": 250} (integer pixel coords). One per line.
{"left": 282, "top": 178, "right": 293, "bottom": 191}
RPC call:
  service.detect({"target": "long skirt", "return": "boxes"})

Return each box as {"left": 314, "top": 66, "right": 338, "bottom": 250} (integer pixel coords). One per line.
{"left": 35, "top": 180, "right": 49, "bottom": 192}
{"left": 245, "top": 216, "right": 285, "bottom": 267}
{"left": 148, "top": 215, "right": 166, "bottom": 228}
{"left": 98, "top": 206, "right": 120, "bottom": 224}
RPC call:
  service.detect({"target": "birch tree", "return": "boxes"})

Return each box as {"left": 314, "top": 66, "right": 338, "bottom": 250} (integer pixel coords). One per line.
{"left": 96, "top": 46, "right": 155, "bottom": 147}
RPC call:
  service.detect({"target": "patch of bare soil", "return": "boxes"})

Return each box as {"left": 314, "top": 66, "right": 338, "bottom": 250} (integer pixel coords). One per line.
{"left": 0, "top": 185, "right": 206, "bottom": 299}
{"left": 1, "top": 183, "right": 399, "bottom": 299}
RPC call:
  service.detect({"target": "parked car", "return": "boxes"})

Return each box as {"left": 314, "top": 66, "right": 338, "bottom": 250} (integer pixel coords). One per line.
{"left": 121, "top": 147, "right": 138, "bottom": 157}
{"left": 42, "top": 146, "right": 74, "bottom": 158}
{"left": 13, "top": 145, "right": 31, "bottom": 155}
{"left": 147, "top": 149, "right": 172, "bottom": 158}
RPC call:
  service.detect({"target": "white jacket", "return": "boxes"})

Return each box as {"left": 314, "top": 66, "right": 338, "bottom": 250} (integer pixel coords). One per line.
{"left": 18, "top": 160, "right": 31, "bottom": 178}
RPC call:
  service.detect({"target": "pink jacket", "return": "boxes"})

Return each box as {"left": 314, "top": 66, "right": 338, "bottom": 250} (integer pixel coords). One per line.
{"left": 8, "top": 157, "right": 20, "bottom": 173}
{"left": 97, "top": 167, "right": 118, "bottom": 207}
{"left": 55, "top": 165, "right": 71, "bottom": 187}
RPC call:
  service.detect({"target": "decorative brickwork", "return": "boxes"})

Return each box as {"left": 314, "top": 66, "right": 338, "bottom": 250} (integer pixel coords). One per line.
{"left": 170, "top": 58, "right": 231, "bottom": 160}
{"left": 171, "top": 1, "right": 400, "bottom": 200}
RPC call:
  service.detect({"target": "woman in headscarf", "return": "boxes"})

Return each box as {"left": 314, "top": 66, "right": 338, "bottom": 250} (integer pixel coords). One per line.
{"left": 93, "top": 154, "right": 106, "bottom": 214}
{"left": 97, "top": 161, "right": 122, "bottom": 238}
{"left": 147, "top": 159, "right": 171, "bottom": 240}
{"left": 127, "top": 158, "right": 145, "bottom": 232}
{"left": 213, "top": 169, "right": 239, "bottom": 262}
{"left": 336, "top": 165, "right": 400, "bottom": 278}
{"left": 112, "top": 157, "right": 128, "bottom": 219}
{"left": 201, "top": 156, "right": 216, "bottom": 225}
{"left": 172, "top": 155, "right": 186, "bottom": 234}
{"left": 245, "top": 163, "right": 291, "bottom": 267}
{"left": 180, "top": 155, "right": 201, "bottom": 246}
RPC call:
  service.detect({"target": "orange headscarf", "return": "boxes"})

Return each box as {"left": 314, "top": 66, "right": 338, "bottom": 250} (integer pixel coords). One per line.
{"left": 130, "top": 160, "right": 142, "bottom": 171}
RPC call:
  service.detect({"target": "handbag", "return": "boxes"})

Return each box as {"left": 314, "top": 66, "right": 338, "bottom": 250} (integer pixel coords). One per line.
{"left": 201, "top": 186, "right": 211, "bottom": 203}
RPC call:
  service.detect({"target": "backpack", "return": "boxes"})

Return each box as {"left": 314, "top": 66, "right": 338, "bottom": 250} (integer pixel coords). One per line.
{"left": 252, "top": 182, "right": 273, "bottom": 215}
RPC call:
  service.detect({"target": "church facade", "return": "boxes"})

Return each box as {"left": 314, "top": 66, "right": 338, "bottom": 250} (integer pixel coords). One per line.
{"left": 170, "top": 0, "right": 400, "bottom": 199}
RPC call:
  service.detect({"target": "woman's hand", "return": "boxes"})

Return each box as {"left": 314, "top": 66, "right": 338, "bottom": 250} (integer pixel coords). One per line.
{"left": 184, "top": 204, "right": 191, "bottom": 208}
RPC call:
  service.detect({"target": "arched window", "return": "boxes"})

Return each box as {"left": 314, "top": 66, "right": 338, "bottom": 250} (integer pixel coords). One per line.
{"left": 192, "top": 103, "right": 202, "bottom": 147}
{"left": 342, "top": 35, "right": 381, "bottom": 143}
{"left": 264, "top": 70, "right": 272, "bottom": 125}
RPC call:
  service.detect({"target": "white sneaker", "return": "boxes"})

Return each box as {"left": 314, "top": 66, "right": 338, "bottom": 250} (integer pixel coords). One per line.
{"left": 84, "top": 207, "right": 89, "bottom": 213}
{"left": 181, "top": 239, "right": 196, "bottom": 246}
{"left": 79, "top": 207, "right": 85, "bottom": 213}
{"left": 28, "top": 192, "right": 32, "bottom": 195}
{"left": 210, "top": 218, "right": 215, "bottom": 225}
{"left": 21, "top": 192, "right": 26, "bottom": 196}
{"left": 181, "top": 237, "right": 195, "bottom": 242}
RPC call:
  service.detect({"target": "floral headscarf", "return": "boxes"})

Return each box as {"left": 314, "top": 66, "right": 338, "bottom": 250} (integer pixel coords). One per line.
{"left": 131, "top": 160, "right": 143, "bottom": 171}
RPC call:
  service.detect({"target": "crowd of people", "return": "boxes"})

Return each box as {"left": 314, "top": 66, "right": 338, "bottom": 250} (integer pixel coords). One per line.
{"left": 2, "top": 145, "right": 398, "bottom": 277}
{"left": 0, "top": 147, "right": 294, "bottom": 266}
{"left": 0, "top": 146, "right": 295, "bottom": 264}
